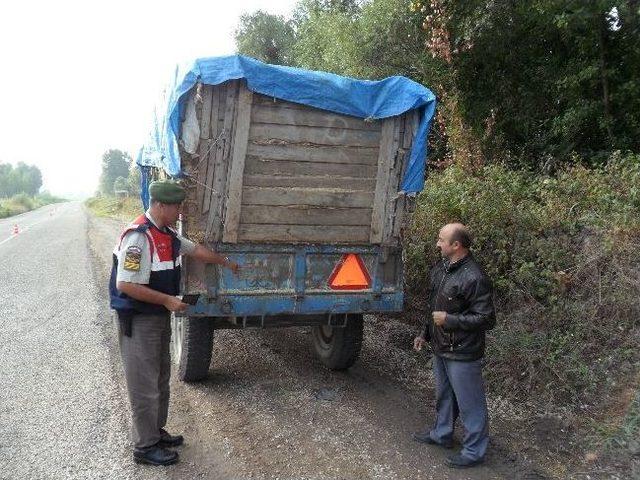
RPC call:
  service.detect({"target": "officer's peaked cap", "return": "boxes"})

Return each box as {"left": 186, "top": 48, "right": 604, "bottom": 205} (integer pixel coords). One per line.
{"left": 149, "top": 180, "right": 186, "bottom": 204}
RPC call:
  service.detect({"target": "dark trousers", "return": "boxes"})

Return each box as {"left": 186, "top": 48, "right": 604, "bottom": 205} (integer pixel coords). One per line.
{"left": 117, "top": 313, "right": 171, "bottom": 449}
{"left": 429, "top": 355, "right": 489, "bottom": 461}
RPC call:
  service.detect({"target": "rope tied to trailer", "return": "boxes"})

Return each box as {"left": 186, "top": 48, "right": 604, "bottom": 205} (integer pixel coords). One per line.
{"left": 193, "top": 129, "right": 227, "bottom": 172}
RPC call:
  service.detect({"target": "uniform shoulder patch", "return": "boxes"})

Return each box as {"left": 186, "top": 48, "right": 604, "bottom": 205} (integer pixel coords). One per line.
{"left": 123, "top": 245, "right": 142, "bottom": 271}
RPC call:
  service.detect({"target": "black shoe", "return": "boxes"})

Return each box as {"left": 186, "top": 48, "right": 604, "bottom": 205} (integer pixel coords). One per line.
{"left": 158, "top": 428, "right": 184, "bottom": 447}
{"left": 446, "top": 453, "right": 483, "bottom": 469}
{"left": 133, "top": 445, "right": 179, "bottom": 466}
{"left": 412, "top": 432, "right": 453, "bottom": 449}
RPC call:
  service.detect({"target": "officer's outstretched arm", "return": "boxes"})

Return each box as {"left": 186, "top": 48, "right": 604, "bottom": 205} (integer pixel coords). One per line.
{"left": 188, "top": 245, "right": 240, "bottom": 274}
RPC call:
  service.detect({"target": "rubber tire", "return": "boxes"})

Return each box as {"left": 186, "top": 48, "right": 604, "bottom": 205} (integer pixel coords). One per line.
{"left": 171, "top": 315, "right": 214, "bottom": 382}
{"left": 311, "top": 314, "right": 364, "bottom": 370}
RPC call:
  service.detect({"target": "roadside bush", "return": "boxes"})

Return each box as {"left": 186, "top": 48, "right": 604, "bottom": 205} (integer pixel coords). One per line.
{"left": 0, "top": 192, "right": 65, "bottom": 218}
{"left": 9, "top": 193, "right": 34, "bottom": 211}
{"left": 85, "top": 196, "right": 142, "bottom": 221}
{"left": 35, "top": 192, "right": 65, "bottom": 206}
{"left": 0, "top": 193, "right": 35, "bottom": 217}
{"left": 405, "top": 152, "right": 640, "bottom": 406}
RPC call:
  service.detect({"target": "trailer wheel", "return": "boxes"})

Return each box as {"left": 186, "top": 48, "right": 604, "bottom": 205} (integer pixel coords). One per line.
{"left": 171, "top": 314, "right": 214, "bottom": 382}
{"left": 311, "top": 314, "right": 363, "bottom": 370}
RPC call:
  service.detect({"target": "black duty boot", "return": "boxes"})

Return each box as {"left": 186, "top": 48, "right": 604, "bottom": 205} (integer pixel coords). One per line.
{"left": 133, "top": 445, "right": 179, "bottom": 466}
{"left": 412, "top": 431, "right": 453, "bottom": 449}
{"left": 158, "top": 428, "right": 184, "bottom": 447}
{"left": 446, "top": 453, "right": 483, "bottom": 468}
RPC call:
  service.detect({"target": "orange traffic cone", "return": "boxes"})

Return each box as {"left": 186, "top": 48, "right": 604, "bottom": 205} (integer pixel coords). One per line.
{"left": 12, "top": 224, "right": 19, "bottom": 235}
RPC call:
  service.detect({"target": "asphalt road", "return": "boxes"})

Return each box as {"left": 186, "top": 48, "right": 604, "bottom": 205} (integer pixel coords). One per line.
{"left": 0, "top": 203, "right": 524, "bottom": 479}
{"left": 0, "top": 203, "right": 187, "bottom": 480}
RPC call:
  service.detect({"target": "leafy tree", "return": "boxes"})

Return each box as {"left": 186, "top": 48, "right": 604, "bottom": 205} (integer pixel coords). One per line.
{"left": 235, "top": 11, "right": 296, "bottom": 65}
{"left": 432, "top": 0, "right": 640, "bottom": 167}
{"left": 0, "top": 162, "right": 42, "bottom": 197}
{"left": 235, "top": 0, "right": 640, "bottom": 168}
{"left": 99, "top": 149, "right": 131, "bottom": 195}
{"left": 547, "top": 1, "right": 640, "bottom": 160}
{"left": 0, "top": 163, "right": 13, "bottom": 198}
{"left": 127, "top": 165, "right": 141, "bottom": 195}
{"left": 113, "top": 176, "right": 128, "bottom": 193}
{"left": 292, "top": 5, "right": 360, "bottom": 74}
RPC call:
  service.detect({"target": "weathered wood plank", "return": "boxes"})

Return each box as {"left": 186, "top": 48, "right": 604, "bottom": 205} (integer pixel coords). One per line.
{"left": 210, "top": 84, "right": 222, "bottom": 140}
{"left": 252, "top": 104, "right": 380, "bottom": 132}
{"left": 252, "top": 94, "right": 313, "bottom": 109}
{"left": 204, "top": 82, "right": 235, "bottom": 233}
{"left": 221, "top": 83, "right": 239, "bottom": 163}
{"left": 202, "top": 84, "right": 225, "bottom": 214}
{"left": 403, "top": 109, "right": 419, "bottom": 149}
{"left": 243, "top": 174, "right": 376, "bottom": 191}
{"left": 244, "top": 158, "right": 378, "bottom": 178}
{"left": 215, "top": 82, "right": 242, "bottom": 240}
{"left": 241, "top": 187, "right": 374, "bottom": 208}
{"left": 214, "top": 82, "right": 241, "bottom": 240}
{"left": 370, "top": 117, "right": 398, "bottom": 244}
{"left": 392, "top": 110, "right": 420, "bottom": 239}
{"left": 381, "top": 116, "right": 402, "bottom": 245}
{"left": 247, "top": 143, "right": 378, "bottom": 165}
{"left": 221, "top": 83, "right": 253, "bottom": 243}
{"left": 240, "top": 205, "right": 372, "bottom": 226}
{"left": 195, "top": 140, "right": 210, "bottom": 212}
{"left": 250, "top": 124, "right": 380, "bottom": 148}
{"left": 238, "top": 224, "right": 371, "bottom": 243}
{"left": 199, "top": 85, "right": 213, "bottom": 139}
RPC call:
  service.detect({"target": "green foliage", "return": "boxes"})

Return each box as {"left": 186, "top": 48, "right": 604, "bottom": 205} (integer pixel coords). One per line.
{"left": 0, "top": 191, "right": 63, "bottom": 219}
{"left": 127, "top": 166, "right": 141, "bottom": 195}
{"left": 36, "top": 191, "right": 65, "bottom": 205}
{"left": 406, "top": 153, "right": 640, "bottom": 403}
{"left": 113, "top": 176, "right": 128, "bottom": 193}
{"left": 236, "top": 0, "right": 640, "bottom": 168}
{"left": 292, "top": 2, "right": 361, "bottom": 74}
{"left": 447, "top": 0, "right": 640, "bottom": 166}
{"left": 98, "top": 149, "right": 131, "bottom": 195}
{"left": 0, "top": 162, "right": 43, "bottom": 197}
{"left": 606, "top": 391, "right": 640, "bottom": 458}
{"left": 291, "top": 0, "right": 435, "bottom": 80}
{"left": 235, "top": 10, "right": 296, "bottom": 65}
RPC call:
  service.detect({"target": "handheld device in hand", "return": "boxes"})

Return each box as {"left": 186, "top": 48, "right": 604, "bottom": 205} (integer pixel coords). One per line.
{"left": 181, "top": 294, "right": 200, "bottom": 306}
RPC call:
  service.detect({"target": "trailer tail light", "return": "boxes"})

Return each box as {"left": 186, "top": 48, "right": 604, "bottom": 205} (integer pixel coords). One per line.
{"left": 328, "top": 254, "right": 371, "bottom": 290}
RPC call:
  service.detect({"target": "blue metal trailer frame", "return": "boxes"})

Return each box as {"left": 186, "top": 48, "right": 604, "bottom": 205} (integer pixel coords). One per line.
{"left": 184, "top": 243, "right": 403, "bottom": 324}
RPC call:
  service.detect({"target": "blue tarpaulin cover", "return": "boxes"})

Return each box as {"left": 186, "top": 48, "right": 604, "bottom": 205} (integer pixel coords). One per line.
{"left": 137, "top": 55, "right": 436, "bottom": 208}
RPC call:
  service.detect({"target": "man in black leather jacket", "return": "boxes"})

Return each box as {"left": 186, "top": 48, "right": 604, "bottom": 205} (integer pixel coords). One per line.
{"left": 413, "top": 223, "right": 496, "bottom": 469}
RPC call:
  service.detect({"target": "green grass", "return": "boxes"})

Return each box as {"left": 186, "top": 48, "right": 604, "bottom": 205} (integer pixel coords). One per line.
{"left": 84, "top": 195, "right": 143, "bottom": 221}
{"left": 0, "top": 193, "right": 66, "bottom": 219}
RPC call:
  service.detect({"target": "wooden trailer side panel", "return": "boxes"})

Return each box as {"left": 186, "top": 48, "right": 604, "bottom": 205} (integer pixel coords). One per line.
{"left": 181, "top": 81, "right": 420, "bottom": 246}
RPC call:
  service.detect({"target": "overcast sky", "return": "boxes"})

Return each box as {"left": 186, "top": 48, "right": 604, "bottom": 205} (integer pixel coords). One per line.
{"left": 0, "top": 0, "right": 296, "bottom": 198}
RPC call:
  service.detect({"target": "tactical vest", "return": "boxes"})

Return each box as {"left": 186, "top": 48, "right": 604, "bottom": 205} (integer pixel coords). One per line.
{"left": 109, "top": 214, "right": 181, "bottom": 332}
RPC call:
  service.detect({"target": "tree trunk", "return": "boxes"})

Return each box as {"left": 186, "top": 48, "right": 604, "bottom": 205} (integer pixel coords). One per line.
{"left": 598, "top": 17, "right": 615, "bottom": 144}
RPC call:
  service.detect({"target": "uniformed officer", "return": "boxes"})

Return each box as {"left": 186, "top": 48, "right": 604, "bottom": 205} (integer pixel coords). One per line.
{"left": 109, "top": 179, "right": 239, "bottom": 466}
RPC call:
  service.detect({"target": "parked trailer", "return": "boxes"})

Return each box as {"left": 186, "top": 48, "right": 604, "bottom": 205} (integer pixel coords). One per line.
{"left": 138, "top": 56, "right": 436, "bottom": 381}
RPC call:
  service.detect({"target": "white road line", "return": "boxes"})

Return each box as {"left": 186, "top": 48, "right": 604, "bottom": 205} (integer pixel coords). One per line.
{"left": 0, "top": 234, "right": 18, "bottom": 246}
{"left": 0, "top": 215, "right": 54, "bottom": 246}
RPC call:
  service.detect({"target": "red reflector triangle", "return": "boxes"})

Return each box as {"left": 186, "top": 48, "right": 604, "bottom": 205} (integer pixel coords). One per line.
{"left": 328, "top": 254, "right": 371, "bottom": 290}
